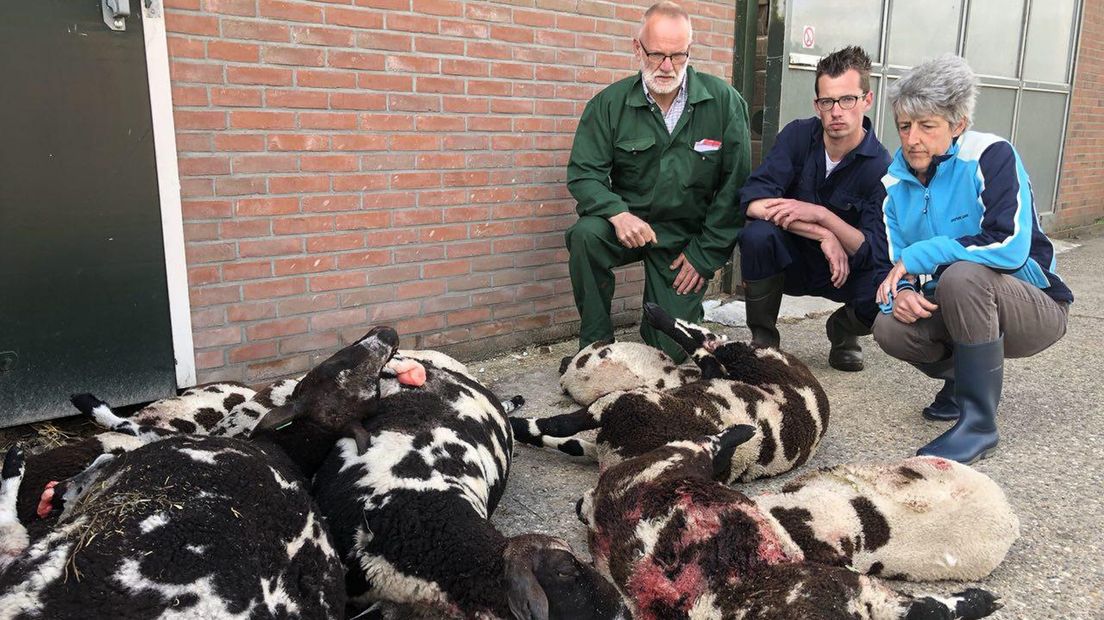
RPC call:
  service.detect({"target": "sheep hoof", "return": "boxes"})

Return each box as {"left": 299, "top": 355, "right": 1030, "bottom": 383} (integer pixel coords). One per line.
{"left": 69, "top": 393, "right": 106, "bottom": 415}
{"left": 951, "top": 588, "right": 1000, "bottom": 618}
{"left": 559, "top": 355, "right": 574, "bottom": 376}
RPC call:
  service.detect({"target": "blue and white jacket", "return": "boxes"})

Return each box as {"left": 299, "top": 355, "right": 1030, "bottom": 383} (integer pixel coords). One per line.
{"left": 881, "top": 131, "right": 1073, "bottom": 304}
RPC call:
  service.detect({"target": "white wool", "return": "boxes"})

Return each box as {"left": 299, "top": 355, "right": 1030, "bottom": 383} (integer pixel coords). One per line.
{"left": 560, "top": 342, "right": 697, "bottom": 406}
{"left": 753, "top": 456, "right": 1020, "bottom": 582}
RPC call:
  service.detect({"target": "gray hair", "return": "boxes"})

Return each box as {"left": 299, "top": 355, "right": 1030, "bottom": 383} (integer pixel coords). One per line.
{"left": 888, "top": 54, "right": 978, "bottom": 128}
{"left": 639, "top": 1, "right": 693, "bottom": 42}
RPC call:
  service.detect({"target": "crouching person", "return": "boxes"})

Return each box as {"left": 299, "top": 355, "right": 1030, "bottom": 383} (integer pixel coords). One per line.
{"left": 565, "top": 1, "right": 751, "bottom": 362}
{"left": 874, "top": 55, "right": 1073, "bottom": 464}
{"left": 737, "top": 46, "right": 892, "bottom": 371}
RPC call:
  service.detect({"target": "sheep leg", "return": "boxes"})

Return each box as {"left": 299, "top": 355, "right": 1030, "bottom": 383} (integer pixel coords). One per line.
{"left": 510, "top": 408, "right": 599, "bottom": 440}
{"left": 529, "top": 434, "right": 597, "bottom": 459}
{"left": 499, "top": 395, "right": 525, "bottom": 415}
{"left": 898, "top": 588, "right": 999, "bottom": 619}
{"left": 0, "top": 445, "right": 29, "bottom": 574}
{"left": 730, "top": 563, "right": 998, "bottom": 620}
{"left": 69, "top": 393, "right": 171, "bottom": 443}
{"left": 642, "top": 303, "right": 726, "bottom": 379}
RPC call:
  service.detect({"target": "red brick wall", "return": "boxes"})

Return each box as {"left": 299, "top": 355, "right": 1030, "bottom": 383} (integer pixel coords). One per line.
{"left": 1056, "top": 1, "right": 1104, "bottom": 232}
{"left": 165, "top": 0, "right": 737, "bottom": 384}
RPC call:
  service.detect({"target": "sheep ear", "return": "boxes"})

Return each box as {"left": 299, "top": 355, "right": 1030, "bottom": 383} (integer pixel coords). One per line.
{"left": 712, "top": 424, "right": 756, "bottom": 480}
{"left": 505, "top": 560, "right": 550, "bottom": 620}
{"left": 346, "top": 423, "right": 373, "bottom": 455}
{"left": 250, "top": 403, "right": 300, "bottom": 436}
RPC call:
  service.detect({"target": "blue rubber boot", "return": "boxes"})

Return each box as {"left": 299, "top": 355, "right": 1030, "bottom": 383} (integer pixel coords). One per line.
{"left": 912, "top": 357, "right": 959, "bottom": 421}
{"left": 917, "top": 337, "right": 1003, "bottom": 464}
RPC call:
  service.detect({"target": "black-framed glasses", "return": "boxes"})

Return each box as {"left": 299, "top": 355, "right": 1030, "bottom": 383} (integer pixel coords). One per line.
{"left": 814, "top": 93, "right": 867, "bottom": 111}
{"left": 636, "top": 40, "right": 690, "bottom": 67}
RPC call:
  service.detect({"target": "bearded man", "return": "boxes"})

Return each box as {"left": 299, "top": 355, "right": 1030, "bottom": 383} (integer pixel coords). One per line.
{"left": 564, "top": 1, "right": 751, "bottom": 362}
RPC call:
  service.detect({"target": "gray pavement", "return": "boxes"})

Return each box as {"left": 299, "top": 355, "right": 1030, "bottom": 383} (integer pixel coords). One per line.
{"left": 485, "top": 234, "right": 1104, "bottom": 619}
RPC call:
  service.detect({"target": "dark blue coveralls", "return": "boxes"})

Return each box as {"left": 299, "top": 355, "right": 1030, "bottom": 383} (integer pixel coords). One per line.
{"left": 737, "top": 116, "right": 892, "bottom": 326}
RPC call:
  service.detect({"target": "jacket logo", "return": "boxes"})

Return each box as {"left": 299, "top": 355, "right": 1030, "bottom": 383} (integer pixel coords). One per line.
{"left": 950, "top": 213, "right": 969, "bottom": 222}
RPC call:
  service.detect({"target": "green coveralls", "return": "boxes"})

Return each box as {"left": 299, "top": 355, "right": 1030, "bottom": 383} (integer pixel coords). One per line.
{"left": 566, "top": 67, "right": 751, "bottom": 359}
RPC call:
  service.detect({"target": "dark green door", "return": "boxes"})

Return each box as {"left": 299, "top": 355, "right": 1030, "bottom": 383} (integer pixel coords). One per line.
{"left": 0, "top": 0, "right": 177, "bottom": 427}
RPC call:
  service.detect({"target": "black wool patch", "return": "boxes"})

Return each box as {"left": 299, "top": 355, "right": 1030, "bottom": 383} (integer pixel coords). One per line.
{"left": 194, "top": 407, "right": 224, "bottom": 430}
{"left": 221, "top": 393, "right": 248, "bottom": 416}
{"left": 170, "top": 419, "right": 198, "bottom": 434}
{"left": 393, "top": 452, "right": 434, "bottom": 480}
{"left": 769, "top": 506, "right": 847, "bottom": 566}
{"left": 851, "top": 496, "right": 891, "bottom": 551}
{"left": 898, "top": 466, "right": 925, "bottom": 481}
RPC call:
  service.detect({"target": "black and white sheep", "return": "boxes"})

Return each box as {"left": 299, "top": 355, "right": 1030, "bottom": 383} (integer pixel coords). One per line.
{"left": 512, "top": 303, "right": 829, "bottom": 483}
{"left": 753, "top": 455, "right": 1020, "bottom": 582}
{"left": 309, "top": 349, "right": 629, "bottom": 619}
{"left": 0, "top": 447, "right": 27, "bottom": 574}
{"left": 559, "top": 340, "right": 700, "bottom": 406}
{"left": 0, "top": 327, "right": 401, "bottom": 619}
{"left": 13, "top": 380, "right": 282, "bottom": 525}
{"left": 576, "top": 426, "right": 1002, "bottom": 620}
{"left": 120, "top": 381, "right": 257, "bottom": 435}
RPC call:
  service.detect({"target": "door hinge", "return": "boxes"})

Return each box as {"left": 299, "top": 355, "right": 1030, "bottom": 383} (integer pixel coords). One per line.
{"left": 102, "top": 0, "right": 130, "bottom": 31}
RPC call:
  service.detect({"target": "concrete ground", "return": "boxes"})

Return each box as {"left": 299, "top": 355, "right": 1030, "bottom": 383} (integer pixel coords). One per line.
{"left": 3, "top": 235, "right": 1100, "bottom": 618}
{"left": 484, "top": 234, "right": 1104, "bottom": 619}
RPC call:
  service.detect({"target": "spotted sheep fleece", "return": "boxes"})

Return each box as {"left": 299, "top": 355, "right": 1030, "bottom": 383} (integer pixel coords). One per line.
{"left": 0, "top": 327, "right": 402, "bottom": 620}
{"left": 15, "top": 379, "right": 300, "bottom": 526}
{"left": 577, "top": 426, "right": 1002, "bottom": 620}
{"left": 560, "top": 340, "right": 700, "bottom": 406}
{"left": 754, "top": 455, "right": 1020, "bottom": 582}
{"left": 513, "top": 305, "right": 829, "bottom": 483}
{"left": 310, "top": 349, "right": 626, "bottom": 619}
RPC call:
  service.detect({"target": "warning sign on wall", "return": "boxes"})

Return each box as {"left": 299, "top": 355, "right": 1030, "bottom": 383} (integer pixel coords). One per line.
{"left": 802, "top": 25, "right": 815, "bottom": 49}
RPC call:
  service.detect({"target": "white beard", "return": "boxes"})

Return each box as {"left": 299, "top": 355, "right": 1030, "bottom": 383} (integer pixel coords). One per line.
{"left": 641, "top": 62, "right": 687, "bottom": 96}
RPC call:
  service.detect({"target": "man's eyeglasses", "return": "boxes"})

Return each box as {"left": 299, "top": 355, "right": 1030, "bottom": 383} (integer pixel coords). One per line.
{"left": 636, "top": 40, "right": 690, "bottom": 67}
{"left": 814, "top": 93, "right": 868, "bottom": 112}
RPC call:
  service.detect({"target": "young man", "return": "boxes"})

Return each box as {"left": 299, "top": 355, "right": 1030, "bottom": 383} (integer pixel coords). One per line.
{"left": 737, "top": 46, "right": 891, "bottom": 371}
{"left": 565, "top": 1, "right": 751, "bottom": 362}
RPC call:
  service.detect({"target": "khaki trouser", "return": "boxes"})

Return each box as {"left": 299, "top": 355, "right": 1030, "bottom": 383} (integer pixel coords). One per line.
{"left": 873, "top": 261, "right": 1069, "bottom": 363}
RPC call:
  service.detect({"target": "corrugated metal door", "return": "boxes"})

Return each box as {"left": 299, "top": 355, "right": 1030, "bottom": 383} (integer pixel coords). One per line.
{"left": 0, "top": 0, "right": 177, "bottom": 426}
{"left": 762, "top": 0, "right": 1082, "bottom": 226}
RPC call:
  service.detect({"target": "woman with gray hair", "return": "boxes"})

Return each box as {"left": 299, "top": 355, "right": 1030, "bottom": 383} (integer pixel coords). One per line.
{"left": 872, "top": 54, "right": 1072, "bottom": 464}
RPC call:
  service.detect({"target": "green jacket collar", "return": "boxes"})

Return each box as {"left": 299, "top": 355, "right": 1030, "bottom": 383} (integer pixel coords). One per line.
{"left": 626, "top": 66, "right": 714, "bottom": 108}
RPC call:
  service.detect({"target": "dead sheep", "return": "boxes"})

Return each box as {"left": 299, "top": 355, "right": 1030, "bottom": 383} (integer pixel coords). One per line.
{"left": 309, "top": 349, "right": 629, "bottom": 620}
{"left": 0, "top": 327, "right": 401, "bottom": 619}
{"left": 15, "top": 432, "right": 144, "bottom": 526}
{"left": 120, "top": 381, "right": 256, "bottom": 435}
{"left": 753, "top": 455, "right": 1020, "bottom": 582}
{"left": 576, "top": 426, "right": 1002, "bottom": 620}
{"left": 512, "top": 303, "right": 829, "bottom": 483}
{"left": 560, "top": 340, "right": 699, "bottom": 406}
{"left": 14, "top": 378, "right": 298, "bottom": 526}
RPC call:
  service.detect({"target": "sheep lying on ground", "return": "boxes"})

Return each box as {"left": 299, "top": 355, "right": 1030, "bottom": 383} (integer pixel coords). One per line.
{"left": 0, "top": 327, "right": 401, "bottom": 619}
{"left": 310, "top": 349, "right": 629, "bottom": 619}
{"left": 14, "top": 378, "right": 298, "bottom": 525}
{"left": 576, "top": 426, "right": 1002, "bottom": 620}
{"left": 513, "top": 303, "right": 828, "bottom": 482}
{"left": 753, "top": 455, "right": 1020, "bottom": 582}
{"left": 15, "top": 432, "right": 144, "bottom": 526}
{"left": 0, "top": 448, "right": 27, "bottom": 574}
{"left": 560, "top": 340, "right": 699, "bottom": 406}
{"left": 120, "top": 381, "right": 256, "bottom": 435}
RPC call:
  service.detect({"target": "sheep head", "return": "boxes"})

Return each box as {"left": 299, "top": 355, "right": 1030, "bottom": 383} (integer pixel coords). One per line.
{"left": 250, "top": 326, "right": 400, "bottom": 455}
{"left": 504, "top": 533, "right": 628, "bottom": 620}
